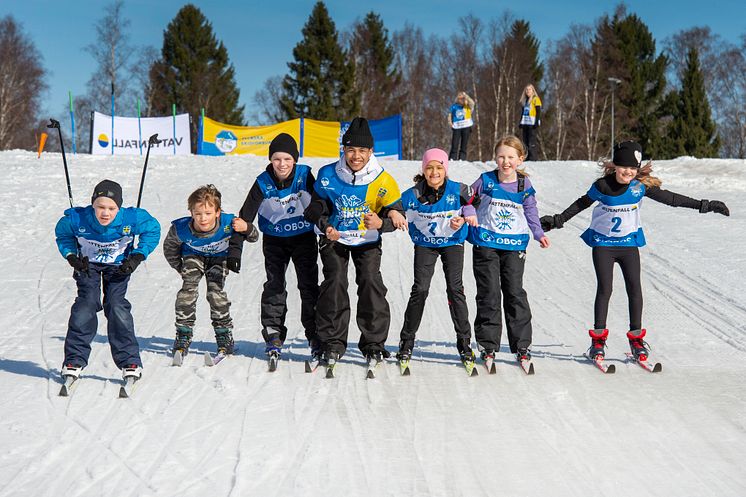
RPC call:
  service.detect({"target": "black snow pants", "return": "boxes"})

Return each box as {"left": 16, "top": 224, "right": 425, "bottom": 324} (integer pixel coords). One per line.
{"left": 315, "top": 238, "right": 390, "bottom": 357}
{"left": 472, "top": 246, "right": 532, "bottom": 353}
{"left": 591, "top": 246, "right": 642, "bottom": 331}
{"left": 449, "top": 126, "right": 472, "bottom": 161}
{"left": 261, "top": 232, "right": 319, "bottom": 345}
{"left": 400, "top": 244, "right": 471, "bottom": 353}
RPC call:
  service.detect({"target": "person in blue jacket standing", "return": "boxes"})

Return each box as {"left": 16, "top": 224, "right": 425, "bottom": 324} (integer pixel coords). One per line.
{"left": 448, "top": 91, "right": 475, "bottom": 161}
{"left": 55, "top": 180, "right": 161, "bottom": 381}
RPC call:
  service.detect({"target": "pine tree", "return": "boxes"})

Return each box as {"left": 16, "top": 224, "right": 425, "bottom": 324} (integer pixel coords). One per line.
{"left": 595, "top": 9, "right": 668, "bottom": 157}
{"left": 280, "top": 1, "right": 358, "bottom": 121}
{"left": 667, "top": 47, "right": 720, "bottom": 157}
{"left": 350, "top": 11, "right": 401, "bottom": 118}
{"left": 507, "top": 20, "right": 543, "bottom": 88}
{"left": 148, "top": 4, "right": 244, "bottom": 152}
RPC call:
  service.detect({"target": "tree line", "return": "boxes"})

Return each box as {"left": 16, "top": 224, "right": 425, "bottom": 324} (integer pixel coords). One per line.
{"left": 1, "top": 2, "right": 744, "bottom": 159}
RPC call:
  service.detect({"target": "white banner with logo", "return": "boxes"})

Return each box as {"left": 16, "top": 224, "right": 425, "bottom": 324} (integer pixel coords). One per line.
{"left": 91, "top": 111, "right": 191, "bottom": 155}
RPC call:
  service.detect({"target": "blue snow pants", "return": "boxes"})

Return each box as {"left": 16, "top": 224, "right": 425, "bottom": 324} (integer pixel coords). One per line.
{"left": 63, "top": 264, "right": 142, "bottom": 369}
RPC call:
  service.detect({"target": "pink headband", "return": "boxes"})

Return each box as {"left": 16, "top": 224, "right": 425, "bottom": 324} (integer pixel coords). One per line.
{"left": 421, "top": 148, "right": 449, "bottom": 174}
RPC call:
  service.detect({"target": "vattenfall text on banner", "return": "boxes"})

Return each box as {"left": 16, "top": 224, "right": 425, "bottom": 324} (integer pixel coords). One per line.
{"left": 91, "top": 112, "right": 191, "bottom": 156}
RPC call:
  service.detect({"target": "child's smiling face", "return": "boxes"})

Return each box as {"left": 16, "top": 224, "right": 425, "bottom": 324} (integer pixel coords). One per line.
{"left": 93, "top": 197, "right": 119, "bottom": 226}
{"left": 270, "top": 151, "right": 295, "bottom": 181}
{"left": 423, "top": 161, "right": 446, "bottom": 189}
{"left": 343, "top": 146, "right": 373, "bottom": 172}
{"left": 495, "top": 145, "right": 524, "bottom": 180}
{"left": 614, "top": 166, "right": 637, "bottom": 185}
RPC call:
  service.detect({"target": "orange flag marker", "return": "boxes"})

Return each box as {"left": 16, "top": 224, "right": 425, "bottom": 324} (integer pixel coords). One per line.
{"left": 37, "top": 132, "right": 48, "bottom": 158}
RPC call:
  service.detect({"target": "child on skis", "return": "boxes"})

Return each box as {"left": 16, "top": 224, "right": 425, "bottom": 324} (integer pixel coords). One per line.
{"left": 303, "top": 117, "right": 405, "bottom": 374}
{"left": 397, "top": 148, "right": 479, "bottom": 373}
{"left": 55, "top": 179, "right": 161, "bottom": 381}
{"left": 468, "top": 135, "right": 550, "bottom": 371}
{"left": 163, "top": 184, "right": 253, "bottom": 361}
{"left": 231, "top": 133, "right": 319, "bottom": 366}
{"left": 540, "top": 141, "right": 729, "bottom": 363}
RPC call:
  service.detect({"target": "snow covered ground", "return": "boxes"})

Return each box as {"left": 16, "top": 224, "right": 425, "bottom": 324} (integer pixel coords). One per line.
{"left": 0, "top": 149, "right": 744, "bottom": 497}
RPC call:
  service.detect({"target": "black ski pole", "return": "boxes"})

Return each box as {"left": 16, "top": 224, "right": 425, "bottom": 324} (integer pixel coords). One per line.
{"left": 48, "top": 118, "right": 73, "bottom": 208}
{"left": 137, "top": 133, "right": 159, "bottom": 208}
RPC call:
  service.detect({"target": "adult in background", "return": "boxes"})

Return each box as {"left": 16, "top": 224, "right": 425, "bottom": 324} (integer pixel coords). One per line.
{"left": 448, "top": 91, "right": 475, "bottom": 161}
{"left": 518, "top": 84, "right": 542, "bottom": 161}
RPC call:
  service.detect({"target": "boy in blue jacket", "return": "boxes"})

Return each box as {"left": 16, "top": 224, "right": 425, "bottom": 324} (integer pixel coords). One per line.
{"left": 55, "top": 180, "right": 161, "bottom": 381}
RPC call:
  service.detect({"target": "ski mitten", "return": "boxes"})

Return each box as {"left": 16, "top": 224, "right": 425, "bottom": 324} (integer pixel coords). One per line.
{"left": 700, "top": 199, "right": 730, "bottom": 216}
{"left": 118, "top": 253, "right": 145, "bottom": 274}
{"left": 67, "top": 254, "right": 90, "bottom": 276}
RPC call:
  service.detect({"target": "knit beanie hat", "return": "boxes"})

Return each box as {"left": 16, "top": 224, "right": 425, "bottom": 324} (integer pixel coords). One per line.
{"left": 91, "top": 179, "right": 123, "bottom": 208}
{"left": 422, "top": 148, "right": 449, "bottom": 174}
{"left": 613, "top": 141, "right": 643, "bottom": 168}
{"left": 268, "top": 133, "right": 299, "bottom": 162}
{"left": 342, "top": 117, "right": 374, "bottom": 149}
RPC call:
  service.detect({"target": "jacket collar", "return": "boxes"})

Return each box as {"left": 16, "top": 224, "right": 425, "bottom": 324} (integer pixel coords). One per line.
{"left": 335, "top": 154, "right": 383, "bottom": 186}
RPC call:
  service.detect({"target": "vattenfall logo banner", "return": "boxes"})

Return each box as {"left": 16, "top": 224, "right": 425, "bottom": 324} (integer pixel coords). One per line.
{"left": 91, "top": 112, "right": 191, "bottom": 155}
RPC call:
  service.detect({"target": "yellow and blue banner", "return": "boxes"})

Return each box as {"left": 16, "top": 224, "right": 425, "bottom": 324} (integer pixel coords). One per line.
{"left": 199, "top": 115, "right": 402, "bottom": 159}
{"left": 198, "top": 117, "right": 301, "bottom": 156}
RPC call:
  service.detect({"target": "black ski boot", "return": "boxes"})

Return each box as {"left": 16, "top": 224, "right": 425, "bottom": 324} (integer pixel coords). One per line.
{"left": 516, "top": 348, "right": 531, "bottom": 361}
{"left": 396, "top": 339, "right": 414, "bottom": 361}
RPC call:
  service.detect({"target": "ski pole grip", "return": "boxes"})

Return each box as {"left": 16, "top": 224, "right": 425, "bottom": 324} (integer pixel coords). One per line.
{"left": 48, "top": 119, "right": 60, "bottom": 129}
{"left": 148, "top": 133, "right": 159, "bottom": 145}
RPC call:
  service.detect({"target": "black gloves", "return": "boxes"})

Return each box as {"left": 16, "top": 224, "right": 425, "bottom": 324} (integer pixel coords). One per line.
{"left": 246, "top": 223, "right": 259, "bottom": 243}
{"left": 700, "top": 200, "right": 730, "bottom": 216}
{"left": 227, "top": 257, "right": 241, "bottom": 273}
{"left": 540, "top": 214, "right": 564, "bottom": 232}
{"left": 67, "top": 254, "right": 89, "bottom": 275}
{"left": 118, "top": 253, "right": 145, "bottom": 274}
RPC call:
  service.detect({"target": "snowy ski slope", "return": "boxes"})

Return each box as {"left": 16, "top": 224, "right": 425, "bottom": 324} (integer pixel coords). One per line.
{"left": 0, "top": 150, "right": 744, "bottom": 497}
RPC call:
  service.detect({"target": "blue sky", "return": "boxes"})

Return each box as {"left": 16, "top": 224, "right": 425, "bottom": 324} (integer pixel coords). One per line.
{"left": 2, "top": 0, "right": 744, "bottom": 119}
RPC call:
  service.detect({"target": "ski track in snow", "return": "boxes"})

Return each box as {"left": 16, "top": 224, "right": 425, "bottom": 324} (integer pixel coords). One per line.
{"left": 0, "top": 151, "right": 745, "bottom": 497}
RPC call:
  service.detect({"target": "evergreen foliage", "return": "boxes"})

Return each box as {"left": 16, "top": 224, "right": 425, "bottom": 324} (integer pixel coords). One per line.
{"left": 350, "top": 12, "right": 401, "bottom": 118}
{"left": 507, "top": 20, "right": 543, "bottom": 89}
{"left": 279, "top": 2, "right": 358, "bottom": 121}
{"left": 148, "top": 4, "right": 244, "bottom": 152}
{"left": 595, "top": 9, "right": 668, "bottom": 157}
{"left": 666, "top": 47, "right": 720, "bottom": 157}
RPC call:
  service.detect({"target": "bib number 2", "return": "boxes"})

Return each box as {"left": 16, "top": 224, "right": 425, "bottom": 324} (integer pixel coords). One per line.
{"left": 610, "top": 216, "right": 622, "bottom": 233}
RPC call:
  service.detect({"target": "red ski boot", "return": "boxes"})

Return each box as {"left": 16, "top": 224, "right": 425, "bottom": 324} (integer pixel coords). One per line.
{"left": 627, "top": 329, "right": 650, "bottom": 361}
{"left": 588, "top": 329, "right": 609, "bottom": 359}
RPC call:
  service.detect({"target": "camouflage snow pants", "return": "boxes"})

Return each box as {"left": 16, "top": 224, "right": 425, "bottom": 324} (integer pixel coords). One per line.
{"left": 175, "top": 256, "right": 232, "bottom": 330}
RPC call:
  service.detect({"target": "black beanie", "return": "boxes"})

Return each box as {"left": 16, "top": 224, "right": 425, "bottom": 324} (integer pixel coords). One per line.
{"left": 268, "top": 133, "right": 299, "bottom": 162}
{"left": 613, "top": 141, "right": 643, "bottom": 167}
{"left": 91, "top": 179, "right": 123, "bottom": 207}
{"left": 342, "top": 117, "right": 374, "bottom": 149}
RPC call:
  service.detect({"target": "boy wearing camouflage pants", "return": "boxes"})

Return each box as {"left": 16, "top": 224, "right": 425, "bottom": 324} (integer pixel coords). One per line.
{"left": 163, "top": 184, "right": 257, "bottom": 357}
